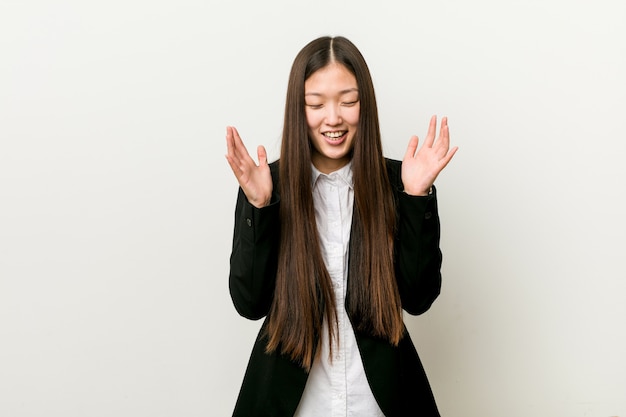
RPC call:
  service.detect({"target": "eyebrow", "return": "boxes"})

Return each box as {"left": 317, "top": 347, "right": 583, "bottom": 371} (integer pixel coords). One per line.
{"left": 305, "top": 88, "right": 359, "bottom": 96}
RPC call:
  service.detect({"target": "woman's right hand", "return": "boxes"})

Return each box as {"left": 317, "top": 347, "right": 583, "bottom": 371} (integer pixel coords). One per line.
{"left": 225, "top": 126, "right": 273, "bottom": 208}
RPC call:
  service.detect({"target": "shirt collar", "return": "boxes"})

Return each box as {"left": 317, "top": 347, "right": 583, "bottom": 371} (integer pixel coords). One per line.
{"left": 311, "top": 161, "right": 354, "bottom": 189}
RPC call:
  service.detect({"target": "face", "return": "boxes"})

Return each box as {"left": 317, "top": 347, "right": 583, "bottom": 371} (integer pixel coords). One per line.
{"left": 304, "top": 63, "right": 360, "bottom": 174}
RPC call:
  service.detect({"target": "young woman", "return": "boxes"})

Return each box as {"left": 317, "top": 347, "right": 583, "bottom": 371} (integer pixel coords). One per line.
{"left": 225, "top": 36, "right": 457, "bottom": 417}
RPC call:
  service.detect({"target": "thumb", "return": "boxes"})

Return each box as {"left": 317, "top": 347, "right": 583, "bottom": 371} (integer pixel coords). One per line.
{"left": 257, "top": 145, "right": 268, "bottom": 166}
{"left": 404, "top": 135, "right": 419, "bottom": 160}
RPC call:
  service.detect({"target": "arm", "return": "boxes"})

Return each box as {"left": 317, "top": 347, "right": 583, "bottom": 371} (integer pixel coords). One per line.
{"left": 394, "top": 188, "right": 442, "bottom": 315}
{"left": 225, "top": 126, "right": 279, "bottom": 319}
{"left": 228, "top": 182, "right": 280, "bottom": 320}
{"left": 392, "top": 115, "right": 457, "bottom": 314}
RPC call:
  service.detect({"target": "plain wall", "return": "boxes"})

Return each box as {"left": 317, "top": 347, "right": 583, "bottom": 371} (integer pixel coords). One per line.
{"left": 1, "top": 0, "right": 624, "bottom": 416}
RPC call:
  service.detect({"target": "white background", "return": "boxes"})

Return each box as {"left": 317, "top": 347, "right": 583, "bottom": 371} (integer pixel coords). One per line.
{"left": 1, "top": 0, "right": 625, "bottom": 416}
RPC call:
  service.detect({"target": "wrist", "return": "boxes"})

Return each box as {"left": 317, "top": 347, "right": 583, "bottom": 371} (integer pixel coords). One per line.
{"left": 250, "top": 197, "right": 271, "bottom": 209}
{"left": 403, "top": 186, "right": 433, "bottom": 197}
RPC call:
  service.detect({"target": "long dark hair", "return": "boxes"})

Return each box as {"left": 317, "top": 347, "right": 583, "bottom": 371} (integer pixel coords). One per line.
{"left": 265, "top": 36, "right": 403, "bottom": 370}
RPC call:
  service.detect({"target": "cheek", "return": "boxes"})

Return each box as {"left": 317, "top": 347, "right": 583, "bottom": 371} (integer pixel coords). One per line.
{"left": 305, "top": 109, "right": 319, "bottom": 130}
{"left": 346, "top": 106, "right": 360, "bottom": 127}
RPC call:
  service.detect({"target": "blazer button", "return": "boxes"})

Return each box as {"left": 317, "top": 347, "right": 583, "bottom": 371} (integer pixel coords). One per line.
{"left": 424, "top": 212, "right": 432, "bottom": 220}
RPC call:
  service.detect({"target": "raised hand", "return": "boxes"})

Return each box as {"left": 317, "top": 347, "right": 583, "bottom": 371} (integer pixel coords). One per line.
{"left": 225, "top": 126, "right": 273, "bottom": 208}
{"left": 401, "top": 115, "right": 458, "bottom": 196}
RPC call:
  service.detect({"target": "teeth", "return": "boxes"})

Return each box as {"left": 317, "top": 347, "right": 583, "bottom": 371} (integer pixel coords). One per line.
{"left": 324, "top": 131, "right": 345, "bottom": 138}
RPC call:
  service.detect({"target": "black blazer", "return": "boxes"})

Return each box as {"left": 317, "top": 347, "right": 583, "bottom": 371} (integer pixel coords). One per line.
{"left": 229, "top": 159, "right": 442, "bottom": 417}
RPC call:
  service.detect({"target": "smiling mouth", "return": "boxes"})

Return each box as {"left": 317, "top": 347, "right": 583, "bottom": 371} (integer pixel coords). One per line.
{"left": 323, "top": 131, "right": 347, "bottom": 141}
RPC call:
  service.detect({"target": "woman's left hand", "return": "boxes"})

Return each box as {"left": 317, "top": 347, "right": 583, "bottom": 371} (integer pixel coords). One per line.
{"left": 401, "top": 115, "right": 458, "bottom": 196}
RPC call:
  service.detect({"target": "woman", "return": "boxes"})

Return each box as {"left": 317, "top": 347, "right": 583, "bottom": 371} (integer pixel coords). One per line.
{"left": 225, "top": 36, "right": 457, "bottom": 417}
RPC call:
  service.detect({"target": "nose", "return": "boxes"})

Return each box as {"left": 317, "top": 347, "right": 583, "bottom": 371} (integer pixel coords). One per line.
{"left": 325, "top": 104, "right": 342, "bottom": 126}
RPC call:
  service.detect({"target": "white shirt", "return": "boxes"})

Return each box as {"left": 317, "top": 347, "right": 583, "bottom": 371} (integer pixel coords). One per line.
{"left": 294, "top": 162, "right": 385, "bottom": 417}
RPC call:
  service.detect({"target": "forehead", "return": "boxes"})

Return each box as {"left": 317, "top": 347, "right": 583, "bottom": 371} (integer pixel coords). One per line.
{"left": 304, "top": 63, "right": 358, "bottom": 94}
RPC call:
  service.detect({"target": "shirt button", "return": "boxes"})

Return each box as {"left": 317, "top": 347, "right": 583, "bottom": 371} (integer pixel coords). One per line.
{"left": 424, "top": 212, "right": 432, "bottom": 220}
{"left": 246, "top": 218, "right": 252, "bottom": 227}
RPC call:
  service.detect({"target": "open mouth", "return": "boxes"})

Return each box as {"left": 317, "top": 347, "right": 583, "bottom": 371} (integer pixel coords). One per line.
{"left": 322, "top": 131, "right": 347, "bottom": 142}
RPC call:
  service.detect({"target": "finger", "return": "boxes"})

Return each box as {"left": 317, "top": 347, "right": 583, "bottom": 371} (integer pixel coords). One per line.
{"left": 226, "top": 131, "right": 245, "bottom": 175}
{"left": 404, "top": 135, "right": 419, "bottom": 159}
{"left": 257, "top": 145, "right": 268, "bottom": 167}
{"left": 438, "top": 117, "right": 449, "bottom": 144}
{"left": 225, "top": 127, "right": 239, "bottom": 169}
{"left": 230, "top": 126, "right": 249, "bottom": 157}
{"left": 433, "top": 117, "right": 451, "bottom": 154}
{"left": 226, "top": 125, "right": 233, "bottom": 149}
{"left": 226, "top": 126, "right": 241, "bottom": 158}
{"left": 437, "top": 146, "right": 459, "bottom": 171}
{"left": 225, "top": 153, "right": 244, "bottom": 179}
{"left": 225, "top": 143, "right": 247, "bottom": 180}
{"left": 226, "top": 126, "right": 238, "bottom": 160}
{"left": 228, "top": 126, "right": 256, "bottom": 167}
{"left": 423, "top": 115, "right": 437, "bottom": 148}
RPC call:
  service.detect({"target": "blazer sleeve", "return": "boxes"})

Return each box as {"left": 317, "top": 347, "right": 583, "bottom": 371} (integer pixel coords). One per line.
{"left": 388, "top": 160, "right": 443, "bottom": 315}
{"left": 228, "top": 165, "right": 281, "bottom": 320}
